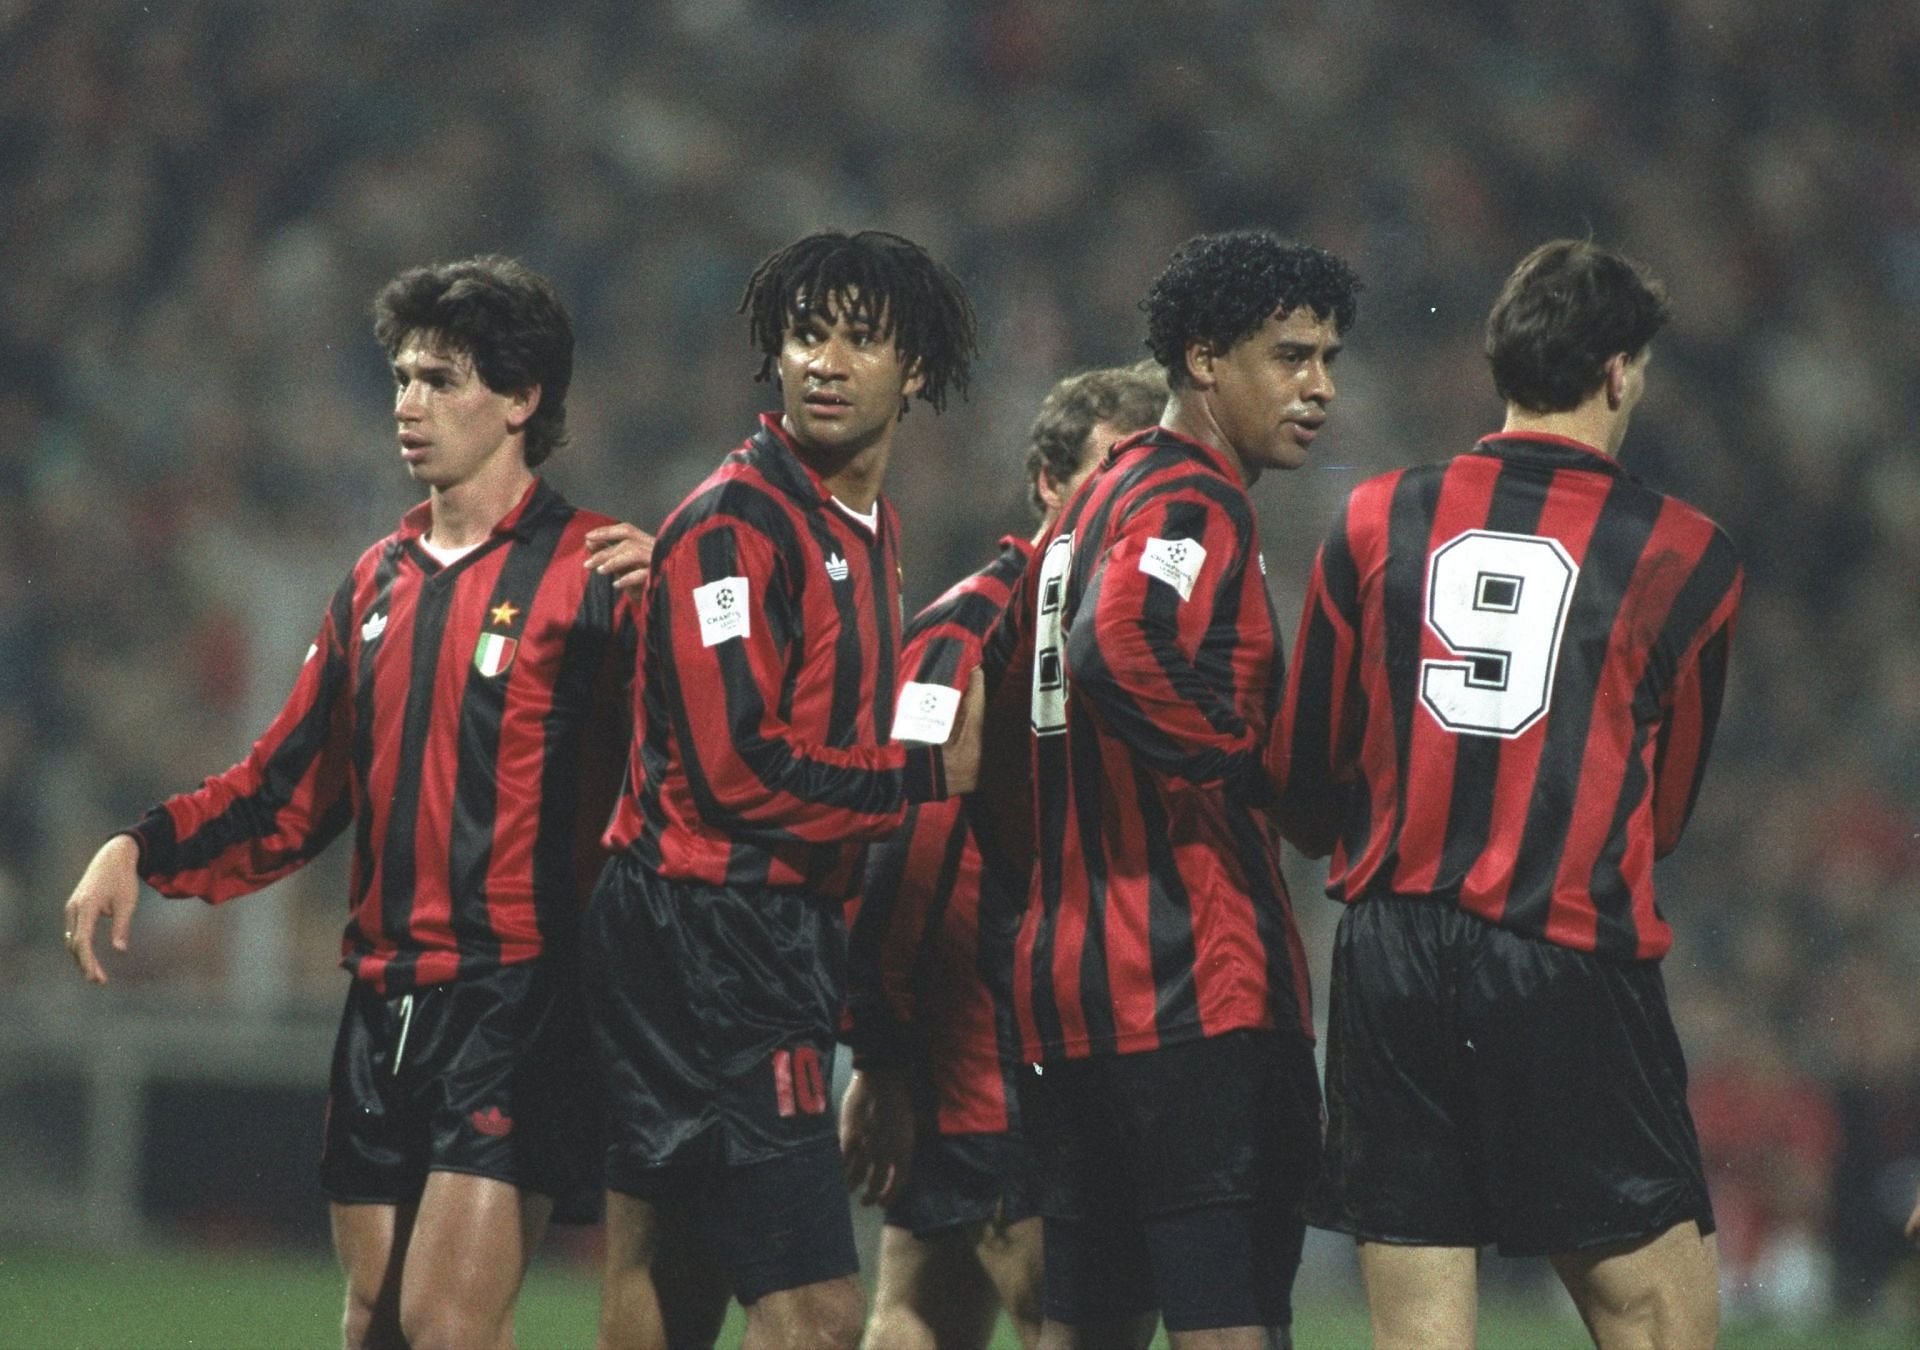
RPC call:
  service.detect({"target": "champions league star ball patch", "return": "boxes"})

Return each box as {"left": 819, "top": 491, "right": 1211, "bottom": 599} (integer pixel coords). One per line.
{"left": 473, "top": 632, "right": 518, "bottom": 677}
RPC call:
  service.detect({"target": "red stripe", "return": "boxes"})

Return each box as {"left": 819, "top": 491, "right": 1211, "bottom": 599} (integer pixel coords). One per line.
{"left": 1394, "top": 461, "right": 1491, "bottom": 898}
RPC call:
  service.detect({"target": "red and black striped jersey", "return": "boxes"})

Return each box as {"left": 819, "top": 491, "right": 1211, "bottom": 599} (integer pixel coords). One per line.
{"left": 1000, "top": 426, "right": 1314, "bottom": 1063}
{"left": 605, "top": 415, "right": 943, "bottom": 900}
{"left": 847, "top": 536, "right": 1035, "bottom": 1135}
{"left": 1270, "top": 432, "right": 1743, "bottom": 960}
{"left": 128, "top": 479, "right": 637, "bottom": 993}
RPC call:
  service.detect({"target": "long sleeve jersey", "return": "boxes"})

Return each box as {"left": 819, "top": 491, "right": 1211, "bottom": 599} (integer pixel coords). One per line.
{"left": 129, "top": 479, "right": 636, "bottom": 992}
{"left": 604, "top": 415, "right": 944, "bottom": 900}
{"left": 846, "top": 535, "right": 1034, "bottom": 1134}
{"left": 1000, "top": 427, "right": 1314, "bottom": 1063}
{"left": 1269, "top": 432, "right": 1743, "bottom": 960}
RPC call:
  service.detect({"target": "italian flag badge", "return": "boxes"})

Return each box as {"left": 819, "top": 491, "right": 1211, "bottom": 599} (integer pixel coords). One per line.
{"left": 473, "top": 632, "right": 518, "bottom": 677}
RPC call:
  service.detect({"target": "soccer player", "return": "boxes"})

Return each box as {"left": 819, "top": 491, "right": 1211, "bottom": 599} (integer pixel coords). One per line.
{"left": 840, "top": 362, "right": 1169, "bottom": 1350}
{"left": 999, "top": 230, "right": 1361, "bottom": 1349}
{"left": 585, "top": 229, "right": 984, "bottom": 1350}
{"left": 1270, "top": 239, "right": 1742, "bottom": 1350}
{"left": 60, "top": 256, "right": 636, "bottom": 1350}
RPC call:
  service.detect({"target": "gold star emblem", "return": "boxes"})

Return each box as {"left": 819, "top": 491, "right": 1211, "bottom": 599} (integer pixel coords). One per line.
{"left": 489, "top": 600, "right": 520, "bottom": 628}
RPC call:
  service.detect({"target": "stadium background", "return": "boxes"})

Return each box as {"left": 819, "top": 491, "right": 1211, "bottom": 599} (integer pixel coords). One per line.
{"left": 2, "top": 1, "right": 1916, "bottom": 1344}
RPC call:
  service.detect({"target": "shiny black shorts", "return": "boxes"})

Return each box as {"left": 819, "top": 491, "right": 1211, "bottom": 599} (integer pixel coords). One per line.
{"left": 1310, "top": 898, "right": 1715, "bottom": 1257}
{"left": 584, "top": 854, "right": 846, "bottom": 1189}
{"left": 319, "top": 961, "right": 602, "bottom": 1224}
{"left": 883, "top": 1127, "right": 1039, "bottom": 1238}
{"left": 1018, "top": 1029, "right": 1322, "bottom": 1330}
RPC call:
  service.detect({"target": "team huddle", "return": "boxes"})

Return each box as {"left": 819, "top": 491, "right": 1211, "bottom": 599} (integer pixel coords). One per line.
{"left": 63, "top": 228, "right": 1742, "bottom": 1350}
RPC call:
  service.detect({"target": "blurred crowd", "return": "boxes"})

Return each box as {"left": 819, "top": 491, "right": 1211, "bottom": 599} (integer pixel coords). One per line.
{"left": 2, "top": 0, "right": 1916, "bottom": 1324}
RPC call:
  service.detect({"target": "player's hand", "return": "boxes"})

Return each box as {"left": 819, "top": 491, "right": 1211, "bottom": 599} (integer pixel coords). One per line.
{"left": 940, "top": 668, "right": 987, "bottom": 796}
{"left": 584, "top": 522, "right": 655, "bottom": 595}
{"left": 1905, "top": 1184, "right": 1920, "bottom": 1247}
{"left": 63, "top": 834, "right": 142, "bottom": 985}
{"left": 838, "top": 1066, "right": 915, "bottom": 1207}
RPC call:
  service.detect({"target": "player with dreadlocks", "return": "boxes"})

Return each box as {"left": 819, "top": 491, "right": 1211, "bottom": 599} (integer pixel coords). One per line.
{"left": 585, "top": 230, "right": 984, "bottom": 1350}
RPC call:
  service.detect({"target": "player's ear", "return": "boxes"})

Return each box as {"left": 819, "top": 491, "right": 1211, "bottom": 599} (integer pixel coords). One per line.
{"left": 1037, "top": 467, "right": 1068, "bottom": 514}
{"left": 1184, "top": 340, "right": 1217, "bottom": 390}
{"left": 1603, "top": 354, "right": 1627, "bottom": 410}
{"left": 506, "top": 384, "right": 542, "bottom": 432}
{"left": 900, "top": 358, "right": 926, "bottom": 403}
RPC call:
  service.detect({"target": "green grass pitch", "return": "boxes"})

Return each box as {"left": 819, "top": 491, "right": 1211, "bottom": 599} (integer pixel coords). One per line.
{"left": 1, "top": 1241, "right": 1911, "bottom": 1348}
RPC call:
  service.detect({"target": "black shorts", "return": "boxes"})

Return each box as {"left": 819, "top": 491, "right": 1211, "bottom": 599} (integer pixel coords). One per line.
{"left": 584, "top": 854, "right": 845, "bottom": 1188}
{"left": 319, "top": 960, "right": 602, "bottom": 1225}
{"left": 1018, "top": 1029, "right": 1322, "bottom": 1331}
{"left": 883, "top": 1128, "right": 1039, "bottom": 1239}
{"left": 1310, "top": 898, "right": 1716, "bottom": 1257}
{"left": 642, "top": 1140, "right": 860, "bottom": 1304}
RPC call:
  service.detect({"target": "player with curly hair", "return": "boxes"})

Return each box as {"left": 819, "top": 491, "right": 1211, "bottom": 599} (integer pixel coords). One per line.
{"left": 997, "top": 229, "right": 1362, "bottom": 1348}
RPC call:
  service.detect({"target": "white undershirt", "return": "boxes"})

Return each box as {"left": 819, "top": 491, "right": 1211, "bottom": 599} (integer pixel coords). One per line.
{"left": 831, "top": 497, "right": 879, "bottom": 533}
{"left": 420, "top": 537, "right": 483, "bottom": 567}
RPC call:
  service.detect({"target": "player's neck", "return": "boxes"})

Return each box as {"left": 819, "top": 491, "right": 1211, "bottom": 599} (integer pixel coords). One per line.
{"left": 1161, "top": 392, "right": 1255, "bottom": 485}
{"left": 796, "top": 430, "right": 894, "bottom": 515}
{"left": 1501, "top": 401, "right": 1622, "bottom": 458}
{"left": 427, "top": 449, "right": 536, "bottom": 550}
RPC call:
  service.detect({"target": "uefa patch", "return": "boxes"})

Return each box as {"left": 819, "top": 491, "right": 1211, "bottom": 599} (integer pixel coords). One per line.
{"left": 473, "top": 632, "right": 517, "bottom": 677}
{"left": 892, "top": 681, "right": 961, "bottom": 743}
{"left": 1139, "top": 536, "right": 1207, "bottom": 602}
{"left": 694, "top": 576, "right": 751, "bottom": 647}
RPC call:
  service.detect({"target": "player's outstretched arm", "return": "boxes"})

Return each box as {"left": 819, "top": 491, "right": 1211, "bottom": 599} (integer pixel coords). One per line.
{"left": 1905, "top": 1185, "right": 1920, "bottom": 1247}
{"left": 838, "top": 1065, "right": 915, "bottom": 1208}
{"left": 584, "top": 521, "right": 656, "bottom": 595}
{"left": 62, "top": 834, "right": 142, "bottom": 985}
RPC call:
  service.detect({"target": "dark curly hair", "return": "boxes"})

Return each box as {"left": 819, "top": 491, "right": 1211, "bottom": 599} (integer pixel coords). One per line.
{"left": 1485, "top": 239, "right": 1671, "bottom": 413}
{"left": 1023, "top": 362, "right": 1166, "bottom": 519}
{"left": 740, "top": 230, "right": 978, "bottom": 412}
{"left": 1141, "top": 230, "right": 1362, "bottom": 389}
{"left": 372, "top": 256, "right": 574, "bottom": 468}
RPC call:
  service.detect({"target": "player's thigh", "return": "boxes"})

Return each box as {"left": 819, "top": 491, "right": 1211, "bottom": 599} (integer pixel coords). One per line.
{"left": 742, "top": 1273, "right": 865, "bottom": 1350}
{"left": 1548, "top": 1220, "right": 1719, "bottom": 1350}
{"left": 397, "top": 1171, "right": 550, "bottom": 1343}
{"left": 865, "top": 1222, "right": 1000, "bottom": 1350}
{"left": 1355, "top": 1242, "right": 1478, "bottom": 1350}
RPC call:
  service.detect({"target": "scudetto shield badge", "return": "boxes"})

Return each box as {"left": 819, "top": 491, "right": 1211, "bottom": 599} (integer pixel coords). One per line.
{"left": 473, "top": 632, "right": 517, "bottom": 677}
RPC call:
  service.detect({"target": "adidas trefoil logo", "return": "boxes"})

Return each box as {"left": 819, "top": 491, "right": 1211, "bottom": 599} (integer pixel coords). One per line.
{"left": 825, "top": 553, "right": 850, "bottom": 582}
{"left": 470, "top": 1106, "right": 513, "bottom": 1137}
{"left": 361, "top": 612, "right": 388, "bottom": 642}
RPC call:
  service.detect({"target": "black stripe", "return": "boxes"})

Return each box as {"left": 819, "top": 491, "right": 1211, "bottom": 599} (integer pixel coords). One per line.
{"left": 352, "top": 547, "right": 403, "bottom": 974}
{"left": 1506, "top": 474, "right": 1658, "bottom": 937}
{"left": 380, "top": 549, "right": 459, "bottom": 989}
{"left": 1067, "top": 684, "right": 1117, "bottom": 1055}
{"left": 1136, "top": 751, "right": 1199, "bottom": 1042}
{"left": 1377, "top": 467, "right": 1445, "bottom": 890}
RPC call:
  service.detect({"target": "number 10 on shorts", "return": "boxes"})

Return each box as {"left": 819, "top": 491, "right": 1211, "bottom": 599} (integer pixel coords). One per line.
{"left": 772, "top": 1045, "right": 828, "bottom": 1116}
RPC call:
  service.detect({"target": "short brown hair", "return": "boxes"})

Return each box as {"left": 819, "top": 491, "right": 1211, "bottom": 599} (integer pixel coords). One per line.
{"left": 1024, "top": 362, "right": 1167, "bottom": 518}
{"left": 1485, "top": 240, "right": 1670, "bottom": 413}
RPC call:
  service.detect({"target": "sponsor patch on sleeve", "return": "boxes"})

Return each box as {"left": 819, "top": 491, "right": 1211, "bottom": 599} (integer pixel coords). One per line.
{"left": 891, "top": 681, "right": 962, "bottom": 744}
{"left": 693, "top": 576, "right": 751, "bottom": 647}
{"left": 1138, "top": 536, "right": 1208, "bottom": 602}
